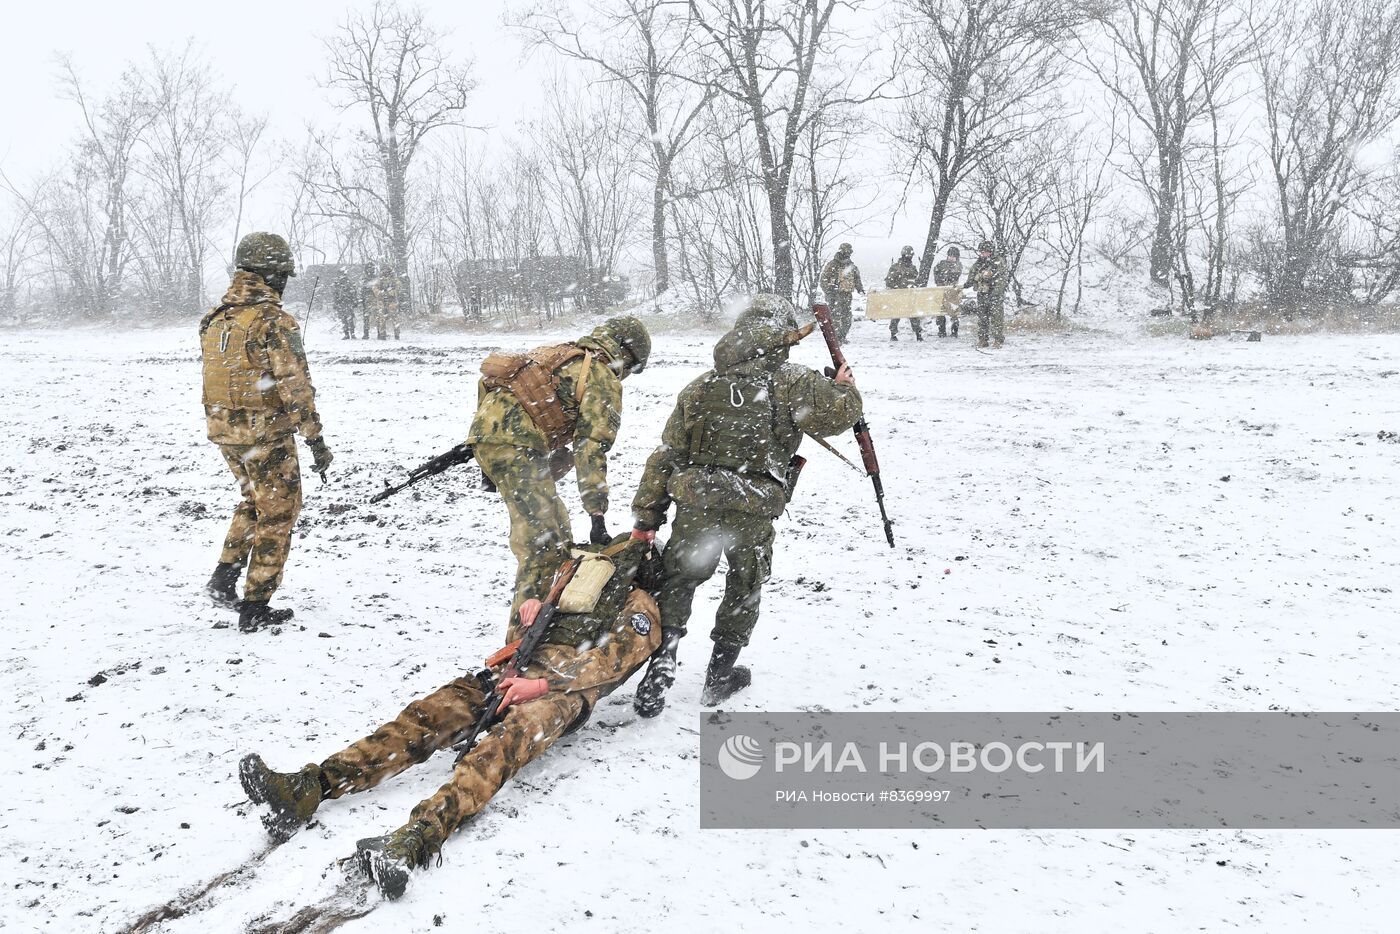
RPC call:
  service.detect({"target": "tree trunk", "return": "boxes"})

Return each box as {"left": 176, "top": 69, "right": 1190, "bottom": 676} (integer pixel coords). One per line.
{"left": 769, "top": 188, "right": 794, "bottom": 298}
{"left": 1149, "top": 150, "right": 1177, "bottom": 287}
{"left": 916, "top": 189, "right": 951, "bottom": 287}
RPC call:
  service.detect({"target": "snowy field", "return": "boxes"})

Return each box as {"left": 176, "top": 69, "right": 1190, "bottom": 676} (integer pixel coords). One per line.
{"left": 2, "top": 315, "right": 1398, "bottom": 932}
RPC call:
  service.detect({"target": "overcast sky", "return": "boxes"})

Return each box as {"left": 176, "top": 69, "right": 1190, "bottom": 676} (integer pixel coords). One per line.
{"left": 0, "top": 0, "right": 1013, "bottom": 274}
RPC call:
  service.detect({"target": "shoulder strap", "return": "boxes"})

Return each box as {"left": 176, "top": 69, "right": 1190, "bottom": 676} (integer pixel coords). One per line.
{"left": 575, "top": 351, "right": 593, "bottom": 405}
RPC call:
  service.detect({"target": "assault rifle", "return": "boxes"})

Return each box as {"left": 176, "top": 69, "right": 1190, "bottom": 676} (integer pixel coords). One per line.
{"left": 369, "top": 442, "right": 475, "bottom": 504}
{"left": 452, "top": 557, "right": 582, "bottom": 761}
{"left": 812, "top": 302, "right": 896, "bottom": 548}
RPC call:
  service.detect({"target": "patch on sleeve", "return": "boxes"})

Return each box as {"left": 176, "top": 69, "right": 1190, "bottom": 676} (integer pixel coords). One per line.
{"left": 629, "top": 612, "right": 652, "bottom": 636}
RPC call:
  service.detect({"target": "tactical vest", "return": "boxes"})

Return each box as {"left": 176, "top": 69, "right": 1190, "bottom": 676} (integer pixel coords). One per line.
{"left": 200, "top": 305, "right": 282, "bottom": 412}
{"left": 684, "top": 370, "right": 785, "bottom": 482}
{"left": 542, "top": 540, "right": 652, "bottom": 648}
{"left": 479, "top": 344, "right": 590, "bottom": 450}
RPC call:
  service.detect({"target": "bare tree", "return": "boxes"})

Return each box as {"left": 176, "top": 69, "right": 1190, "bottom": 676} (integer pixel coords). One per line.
{"left": 971, "top": 128, "right": 1068, "bottom": 307}
{"left": 1048, "top": 127, "right": 1115, "bottom": 317}
{"left": 45, "top": 57, "right": 154, "bottom": 317}
{"left": 895, "top": 0, "right": 1080, "bottom": 286}
{"left": 321, "top": 0, "right": 476, "bottom": 288}
{"left": 687, "top": 0, "right": 887, "bottom": 297}
{"left": 1252, "top": 0, "right": 1400, "bottom": 313}
{"left": 517, "top": 0, "right": 715, "bottom": 296}
{"left": 135, "top": 44, "right": 231, "bottom": 312}
{"left": 529, "top": 78, "right": 645, "bottom": 310}
{"left": 1077, "top": 0, "right": 1250, "bottom": 289}
{"left": 227, "top": 112, "right": 276, "bottom": 265}
{"left": 0, "top": 195, "right": 40, "bottom": 319}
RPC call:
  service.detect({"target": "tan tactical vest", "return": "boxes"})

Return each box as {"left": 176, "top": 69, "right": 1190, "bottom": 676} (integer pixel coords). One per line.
{"left": 200, "top": 305, "right": 282, "bottom": 412}
{"left": 479, "top": 344, "right": 591, "bottom": 450}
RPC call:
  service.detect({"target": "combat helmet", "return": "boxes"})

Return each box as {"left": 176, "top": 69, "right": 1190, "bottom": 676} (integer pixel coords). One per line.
{"left": 900, "top": 245, "right": 915, "bottom": 258}
{"left": 836, "top": 242, "right": 853, "bottom": 257}
{"left": 978, "top": 240, "right": 996, "bottom": 254}
{"left": 235, "top": 232, "right": 297, "bottom": 277}
{"left": 583, "top": 315, "right": 652, "bottom": 374}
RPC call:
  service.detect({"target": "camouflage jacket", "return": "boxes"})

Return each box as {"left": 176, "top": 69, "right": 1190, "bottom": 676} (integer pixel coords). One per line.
{"left": 371, "top": 277, "right": 400, "bottom": 316}
{"left": 332, "top": 274, "right": 361, "bottom": 312}
{"left": 820, "top": 257, "right": 863, "bottom": 294}
{"left": 467, "top": 343, "right": 625, "bottom": 515}
{"left": 885, "top": 258, "right": 919, "bottom": 289}
{"left": 521, "top": 587, "right": 661, "bottom": 708}
{"left": 932, "top": 258, "right": 963, "bottom": 287}
{"left": 199, "top": 271, "right": 322, "bottom": 446}
{"left": 632, "top": 327, "right": 863, "bottom": 527}
{"left": 966, "top": 256, "right": 1008, "bottom": 301}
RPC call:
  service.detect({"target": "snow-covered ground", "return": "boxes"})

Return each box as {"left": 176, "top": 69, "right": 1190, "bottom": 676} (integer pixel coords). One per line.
{"left": 2, "top": 315, "right": 1398, "bottom": 932}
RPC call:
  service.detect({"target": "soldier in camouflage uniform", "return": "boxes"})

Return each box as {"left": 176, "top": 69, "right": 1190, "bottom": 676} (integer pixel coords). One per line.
{"left": 932, "top": 246, "right": 963, "bottom": 339}
{"left": 466, "top": 316, "right": 651, "bottom": 622}
{"left": 885, "top": 245, "right": 922, "bottom": 341}
{"left": 331, "top": 266, "right": 360, "bottom": 340}
{"left": 967, "top": 240, "right": 1009, "bottom": 348}
{"left": 237, "top": 537, "right": 662, "bottom": 901}
{"left": 200, "top": 232, "right": 333, "bottom": 632}
{"left": 369, "top": 265, "right": 401, "bottom": 340}
{"left": 360, "top": 263, "right": 375, "bottom": 339}
{"left": 819, "top": 242, "right": 864, "bottom": 345}
{"left": 630, "top": 295, "right": 863, "bottom": 714}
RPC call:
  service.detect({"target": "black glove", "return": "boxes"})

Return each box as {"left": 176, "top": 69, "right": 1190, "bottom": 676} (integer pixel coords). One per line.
{"left": 589, "top": 513, "right": 610, "bottom": 545}
{"left": 308, "top": 437, "right": 333, "bottom": 479}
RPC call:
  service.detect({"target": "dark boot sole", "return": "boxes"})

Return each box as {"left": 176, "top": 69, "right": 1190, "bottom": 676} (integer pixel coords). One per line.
{"left": 355, "top": 837, "right": 412, "bottom": 901}
{"left": 238, "top": 754, "right": 307, "bottom": 843}
{"left": 633, "top": 660, "right": 676, "bottom": 719}
{"left": 701, "top": 665, "right": 751, "bottom": 707}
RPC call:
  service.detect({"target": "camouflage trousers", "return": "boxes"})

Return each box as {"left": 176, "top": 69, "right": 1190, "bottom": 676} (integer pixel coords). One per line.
{"left": 824, "top": 290, "right": 854, "bottom": 344}
{"left": 314, "top": 589, "right": 660, "bottom": 852}
{"left": 975, "top": 296, "right": 1005, "bottom": 346}
{"left": 474, "top": 443, "right": 572, "bottom": 622}
{"left": 657, "top": 505, "right": 774, "bottom": 649}
{"left": 217, "top": 435, "right": 302, "bottom": 602}
{"left": 889, "top": 316, "right": 923, "bottom": 337}
{"left": 320, "top": 671, "right": 582, "bottom": 852}
{"left": 373, "top": 307, "right": 400, "bottom": 340}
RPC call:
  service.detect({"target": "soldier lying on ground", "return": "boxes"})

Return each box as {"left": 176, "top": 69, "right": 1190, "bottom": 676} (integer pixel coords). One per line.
{"left": 237, "top": 537, "right": 662, "bottom": 901}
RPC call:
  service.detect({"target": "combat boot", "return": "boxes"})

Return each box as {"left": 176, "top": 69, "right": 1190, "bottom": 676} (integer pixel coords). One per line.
{"left": 633, "top": 628, "right": 682, "bottom": 718}
{"left": 239, "top": 753, "right": 324, "bottom": 843}
{"left": 356, "top": 819, "right": 438, "bottom": 901}
{"left": 700, "top": 643, "right": 751, "bottom": 707}
{"left": 207, "top": 562, "right": 241, "bottom": 607}
{"left": 238, "top": 600, "right": 294, "bottom": 632}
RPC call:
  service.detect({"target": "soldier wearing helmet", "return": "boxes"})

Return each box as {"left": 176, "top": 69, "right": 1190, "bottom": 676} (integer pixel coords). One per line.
{"left": 467, "top": 315, "right": 652, "bottom": 624}
{"left": 932, "top": 245, "right": 964, "bottom": 338}
{"left": 884, "top": 245, "right": 922, "bottom": 341}
{"left": 200, "top": 232, "right": 332, "bottom": 632}
{"left": 819, "top": 242, "right": 864, "bottom": 345}
{"left": 966, "top": 239, "right": 1009, "bottom": 348}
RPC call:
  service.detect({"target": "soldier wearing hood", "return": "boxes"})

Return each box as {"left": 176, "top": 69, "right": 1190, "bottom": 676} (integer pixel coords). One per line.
{"left": 629, "top": 295, "right": 863, "bottom": 713}
{"left": 467, "top": 316, "right": 651, "bottom": 623}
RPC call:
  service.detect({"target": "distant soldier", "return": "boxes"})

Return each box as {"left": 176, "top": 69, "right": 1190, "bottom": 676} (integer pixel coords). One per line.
{"left": 237, "top": 537, "right": 663, "bottom": 901}
{"left": 360, "top": 262, "right": 375, "bottom": 339}
{"left": 201, "top": 232, "right": 333, "bottom": 632}
{"left": 331, "top": 266, "right": 360, "bottom": 340}
{"left": 967, "top": 240, "right": 1009, "bottom": 348}
{"left": 370, "top": 265, "right": 402, "bottom": 340}
{"left": 819, "top": 242, "right": 864, "bottom": 345}
{"left": 885, "top": 245, "right": 922, "bottom": 342}
{"left": 630, "top": 295, "right": 863, "bottom": 714}
{"left": 466, "top": 316, "right": 651, "bottom": 622}
{"left": 932, "top": 246, "right": 964, "bottom": 339}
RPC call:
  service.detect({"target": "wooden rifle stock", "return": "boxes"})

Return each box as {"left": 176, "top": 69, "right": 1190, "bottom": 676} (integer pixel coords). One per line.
{"left": 811, "top": 303, "right": 896, "bottom": 548}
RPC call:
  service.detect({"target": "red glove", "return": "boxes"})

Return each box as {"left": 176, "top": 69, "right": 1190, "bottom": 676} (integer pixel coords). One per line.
{"left": 631, "top": 528, "right": 656, "bottom": 543}
{"left": 498, "top": 676, "right": 549, "bottom": 709}
{"left": 517, "top": 598, "right": 542, "bottom": 628}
